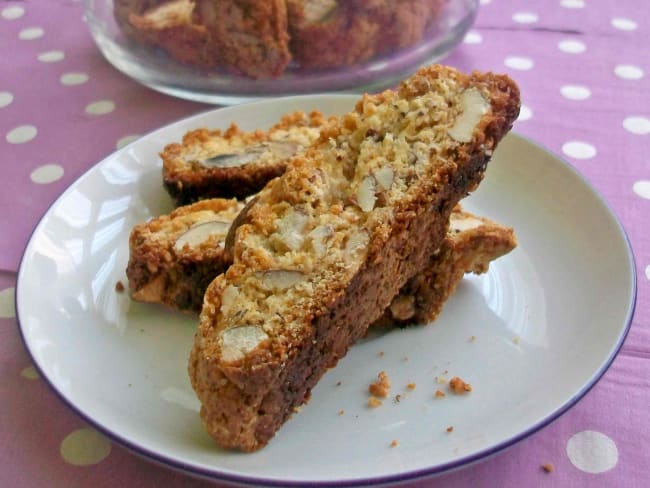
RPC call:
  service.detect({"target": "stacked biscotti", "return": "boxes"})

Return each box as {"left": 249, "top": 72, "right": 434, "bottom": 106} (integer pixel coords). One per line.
{"left": 185, "top": 65, "right": 520, "bottom": 451}
{"left": 114, "top": 0, "right": 450, "bottom": 78}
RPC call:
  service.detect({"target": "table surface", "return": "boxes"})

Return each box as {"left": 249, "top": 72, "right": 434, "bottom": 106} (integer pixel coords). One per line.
{"left": 1, "top": 0, "right": 648, "bottom": 486}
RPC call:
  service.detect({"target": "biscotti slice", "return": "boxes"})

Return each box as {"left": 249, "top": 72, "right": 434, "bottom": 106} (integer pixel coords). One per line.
{"left": 126, "top": 198, "right": 244, "bottom": 312}
{"left": 189, "top": 65, "right": 520, "bottom": 451}
{"left": 286, "top": 0, "right": 444, "bottom": 69}
{"left": 380, "top": 206, "right": 517, "bottom": 326}
{"left": 120, "top": 0, "right": 292, "bottom": 78}
{"left": 163, "top": 110, "right": 331, "bottom": 205}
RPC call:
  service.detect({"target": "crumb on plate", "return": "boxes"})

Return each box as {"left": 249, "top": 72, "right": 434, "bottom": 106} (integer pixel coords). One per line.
{"left": 449, "top": 376, "right": 472, "bottom": 394}
{"left": 369, "top": 371, "right": 391, "bottom": 397}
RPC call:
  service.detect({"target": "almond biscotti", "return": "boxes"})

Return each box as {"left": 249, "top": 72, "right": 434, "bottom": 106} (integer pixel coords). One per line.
{"left": 380, "top": 207, "right": 517, "bottom": 326}
{"left": 117, "top": 0, "right": 291, "bottom": 78}
{"left": 162, "top": 110, "right": 331, "bottom": 205}
{"left": 126, "top": 198, "right": 244, "bottom": 312}
{"left": 189, "top": 65, "right": 520, "bottom": 451}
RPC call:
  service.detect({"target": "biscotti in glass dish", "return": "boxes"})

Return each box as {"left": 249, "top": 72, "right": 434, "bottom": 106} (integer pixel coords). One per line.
{"left": 85, "top": 0, "right": 479, "bottom": 104}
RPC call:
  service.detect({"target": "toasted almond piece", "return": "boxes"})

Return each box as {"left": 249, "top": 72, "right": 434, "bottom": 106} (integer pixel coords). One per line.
{"left": 344, "top": 228, "right": 369, "bottom": 264}
{"left": 174, "top": 220, "right": 230, "bottom": 251}
{"left": 256, "top": 269, "right": 305, "bottom": 291}
{"left": 129, "top": 0, "right": 195, "bottom": 31}
{"left": 201, "top": 141, "right": 298, "bottom": 168}
{"left": 276, "top": 209, "right": 308, "bottom": 251}
{"left": 224, "top": 196, "right": 258, "bottom": 255}
{"left": 389, "top": 295, "right": 415, "bottom": 321}
{"left": 220, "top": 285, "right": 239, "bottom": 316}
{"left": 308, "top": 224, "right": 333, "bottom": 255}
{"left": 374, "top": 166, "right": 394, "bottom": 191}
{"left": 448, "top": 88, "right": 489, "bottom": 143}
{"left": 220, "top": 325, "right": 269, "bottom": 363}
{"left": 356, "top": 175, "right": 377, "bottom": 212}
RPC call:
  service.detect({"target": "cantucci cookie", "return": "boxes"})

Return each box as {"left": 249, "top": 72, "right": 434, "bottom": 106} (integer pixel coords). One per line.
{"left": 189, "top": 65, "right": 520, "bottom": 451}
{"left": 162, "top": 110, "right": 331, "bottom": 205}
{"left": 126, "top": 198, "right": 244, "bottom": 312}
{"left": 379, "top": 206, "right": 517, "bottom": 326}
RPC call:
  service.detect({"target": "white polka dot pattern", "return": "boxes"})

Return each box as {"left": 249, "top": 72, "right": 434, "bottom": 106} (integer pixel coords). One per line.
{"left": 85, "top": 100, "right": 115, "bottom": 115}
{"left": 463, "top": 31, "right": 482, "bottom": 44}
{"left": 567, "top": 431, "right": 619, "bottom": 474}
{"left": 615, "top": 65, "right": 644, "bottom": 80}
{"left": 611, "top": 18, "right": 637, "bottom": 31}
{"left": 560, "top": 85, "right": 591, "bottom": 100}
{"left": 560, "top": 0, "right": 585, "bottom": 8}
{"left": 504, "top": 56, "right": 534, "bottom": 70}
{"left": 31, "top": 164, "right": 65, "bottom": 184}
{"left": 6, "top": 125, "right": 37, "bottom": 144}
{"left": 518, "top": 104, "right": 532, "bottom": 121}
{"left": 633, "top": 181, "right": 650, "bottom": 199}
{"left": 646, "top": 265, "right": 650, "bottom": 281}
{"left": 562, "top": 141, "right": 597, "bottom": 159}
{"left": 1, "top": 6, "right": 25, "bottom": 20}
{"left": 0, "top": 91, "right": 13, "bottom": 108}
{"left": 60, "top": 73, "right": 89, "bottom": 86}
{"left": 38, "top": 51, "right": 65, "bottom": 63}
{"left": 116, "top": 134, "right": 141, "bottom": 149}
{"left": 623, "top": 117, "right": 650, "bottom": 135}
{"left": 512, "top": 13, "right": 538, "bottom": 24}
{"left": 60, "top": 428, "right": 112, "bottom": 466}
{"left": 19, "top": 27, "right": 44, "bottom": 40}
{"left": 558, "top": 40, "right": 586, "bottom": 54}
{"left": 0, "top": 287, "right": 16, "bottom": 318}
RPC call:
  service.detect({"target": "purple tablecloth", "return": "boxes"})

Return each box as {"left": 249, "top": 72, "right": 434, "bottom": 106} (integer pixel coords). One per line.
{"left": 1, "top": 0, "right": 648, "bottom": 486}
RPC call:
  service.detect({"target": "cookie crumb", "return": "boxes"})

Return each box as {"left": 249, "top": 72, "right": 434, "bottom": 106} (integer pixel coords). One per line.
{"left": 378, "top": 351, "right": 385, "bottom": 357}
{"left": 115, "top": 280, "right": 125, "bottom": 292}
{"left": 336, "top": 381, "right": 342, "bottom": 387}
{"left": 512, "top": 336, "right": 521, "bottom": 345}
{"left": 395, "top": 394, "right": 402, "bottom": 403}
{"left": 446, "top": 426, "right": 454, "bottom": 433}
{"left": 338, "top": 409, "right": 345, "bottom": 416}
{"left": 469, "top": 335, "right": 476, "bottom": 342}
{"left": 407, "top": 382, "right": 416, "bottom": 390}
{"left": 390, "top": 440, "right": 398, "bottom": 448}
{"left": 541, "top": 463, "right": 554, "bottom": 473}
{"left": 435, "top": 389, "right": 446, "bottom": 398}
{"left": 368, "top": 396, "right": 383, "bottom": 408}
{"left": 293, "top": 406, "right": 302, "bottom": 413}
{"left": 369, "top": 371, "right": 391, "bottom": 397}
{"left": 449, "top": 376, "right": 472, "bottom": 394}
{"left": 435, "top": 376, "right": 447, "bottom": 384}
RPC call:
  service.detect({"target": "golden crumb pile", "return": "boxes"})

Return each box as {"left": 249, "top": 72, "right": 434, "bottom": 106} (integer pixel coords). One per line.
{"left": 449, "top": 376, "right": 472, "bottom": 394}
{"left": 369, "top": 371, "right": 391, "bottom": 398}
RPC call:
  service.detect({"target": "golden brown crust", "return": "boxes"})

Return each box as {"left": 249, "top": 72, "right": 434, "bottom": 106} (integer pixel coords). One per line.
{"left": 189, "top": 65, "right": 520, "bottom": 451}
{"left": 287, "top": 0, "right": 447, "bottom": 69}
{"left": 116, "top": 0, "right": 291, "bottom": 78}
{"left": 162, "top": 110, "right": 332, "bottom": 205}
{"left": 378, "top": 207, "right": 517, "bottom": 326}
{"left": 126, "top": 198, "right": 244, "bottom": 312}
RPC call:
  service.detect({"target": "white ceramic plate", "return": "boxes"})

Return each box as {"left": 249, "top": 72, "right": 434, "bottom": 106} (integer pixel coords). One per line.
{"left": 16, "top": 95, "right": 636, "bottom": 486}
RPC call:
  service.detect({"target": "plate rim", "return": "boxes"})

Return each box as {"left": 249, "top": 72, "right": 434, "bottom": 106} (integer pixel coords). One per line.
{"left": 14, "top": 96, "right": 638, "bottom": 487}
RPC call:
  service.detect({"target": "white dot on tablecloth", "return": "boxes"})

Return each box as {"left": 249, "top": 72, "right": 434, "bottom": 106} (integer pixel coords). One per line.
{"left": 116, "top": 134, "right": 141, "bottom": 149}
{"left": 567, "top": 430, "right": 619, "bottom": 473}
{"left": 21, "top": 366, "right": 40, "bottom": 380}
{"left": 1, "top": 5, "right": 25, "bottom": 20}
{"left": 60, "top": 72, "right": 89, "bottom": 86}
{"left": 479, "top": 0, "right": 491, "bottom": 4}
{"left": 38, "top": 50, "right": 65, "bottom": 63}
{"left": 518, "top": 104, "right": 532, "bottom": 121}
{"left": 463, "top": 31, "right": 482, "bottom": 44}
{"left": 562, "top": 141, "right": 596, "bottom": 159}
{"left": 31, "top": 164, "right": 64, "bottom": 184}
{"left": 60, "top": 428, "right": 111, "bottom": 466}
{"left": 0, "top": 287, "right": 16, "bottom": 318}
{"left": 558, "top": 39, "right": 586, "bottom": 54}
{"left": 646, "top": 264, "right": 650, "bottom": 281}
{"left": 615, "top": 65, "right": 644, "bottom": 80}
{"left": 504, "top": 56, "right": 534, "bottom": 70}
{"left": 85, "top": 100, "right": 115, "bottom": 115}
{"left": 560, "top": 0, "right": 585, "bottom": 8}
{"left": 622, "top": 116, "right": 650, "bottom": 135}
{"left": 0, "top": 91, "right": 13, "bottom": 108}
{"left": 513, "top": 12, "right": 538, "bottom": 24}
{"left": 561, "top": 85, "right": 591, "bottom": 100}
{"left": 6, "top": 125, "right": 37, "bottom": 144}
{"left": 611, "top": 18, "right": 637, "bottom": 31}
{"left": 633, "top": 180, "right": 650, "bottom": 199}
{"left": 19, "top": 27, "right": 45, "bottom": 40}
